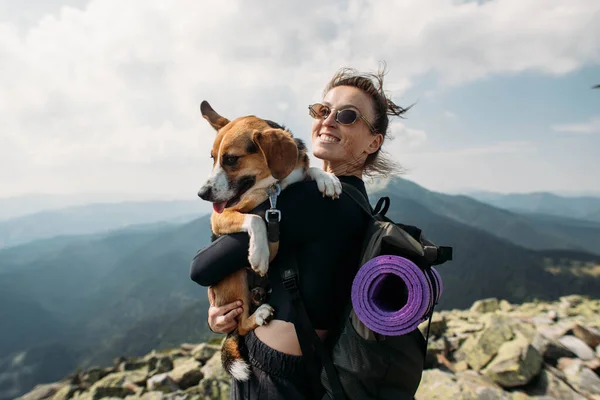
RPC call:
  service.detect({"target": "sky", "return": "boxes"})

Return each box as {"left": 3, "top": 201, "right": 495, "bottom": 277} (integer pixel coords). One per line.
{"left": 1, "top": 0, "right": 599, "bottom": 202}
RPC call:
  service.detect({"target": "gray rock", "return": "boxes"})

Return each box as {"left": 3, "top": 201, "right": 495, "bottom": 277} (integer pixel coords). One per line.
{"left": 471, "top": 298, "right": 501, "bottom": 314}
{"left": 523, "top": 366, "right": 584, "bottom": 400}
{"left": 167, "top": 358, "right": 203, "bottom": 390}
{"left": 483, "top": 334, "right": 543, "bottom": 388}
{"left": 456, "top": 315, "right": 514, "bottom": 371}
{"left": 558, "top": 335, "right": 596, "bottom": 361}
{"left": 17, "top": 383, "right": 63, "bottom": 400}
{"left": 572, "top": 324, "right": 600, "bottom": 349}
{"left": 147, "top": 373, "right": 179, "bottom": 393}
{"left": 191, "top": 343, "right": 221, "bottom": 364}
{"left": 532, "top": 334, "right": 576, "bottom": 364}
{"left": 563, "top": 360, "right": 600, "bottom": 395}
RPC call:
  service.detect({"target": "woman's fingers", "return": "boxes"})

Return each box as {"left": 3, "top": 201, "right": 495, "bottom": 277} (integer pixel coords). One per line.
{"left": 208, "top": 299, "right": 243, "bottom": 334}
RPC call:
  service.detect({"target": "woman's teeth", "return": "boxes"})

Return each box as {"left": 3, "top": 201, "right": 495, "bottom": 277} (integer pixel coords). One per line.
{"left": 319, "top": 134, "right": 340, "bottom": 143}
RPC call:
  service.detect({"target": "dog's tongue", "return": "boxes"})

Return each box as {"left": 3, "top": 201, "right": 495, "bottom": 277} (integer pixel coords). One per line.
{"left": 213, "top": 201, "right": 227, "bottom": 214}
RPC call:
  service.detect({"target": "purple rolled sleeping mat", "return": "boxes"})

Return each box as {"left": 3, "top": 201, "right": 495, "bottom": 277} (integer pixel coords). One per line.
{"left": 351, "top": 255, "right": 443, "bottom": 336}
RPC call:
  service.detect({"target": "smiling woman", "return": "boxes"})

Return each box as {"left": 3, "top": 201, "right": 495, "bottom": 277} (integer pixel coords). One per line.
{"left": 310, "top": 67, "right": 411, "bottom": 179}
{"left": 191, "top": 65, "right": 417, "bottom": 400}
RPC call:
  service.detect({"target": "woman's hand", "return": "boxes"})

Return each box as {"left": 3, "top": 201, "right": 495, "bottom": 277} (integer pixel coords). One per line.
{"left": 207, "top": 287, "right": 243, "bottom": 334}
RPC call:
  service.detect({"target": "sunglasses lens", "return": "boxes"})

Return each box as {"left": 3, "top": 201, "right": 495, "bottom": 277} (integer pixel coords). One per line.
{"left": 337, "top": 109, "right": 358, "bottom": 125}
{"left": 309, "top": 104, "right": 329, "bottom": 119}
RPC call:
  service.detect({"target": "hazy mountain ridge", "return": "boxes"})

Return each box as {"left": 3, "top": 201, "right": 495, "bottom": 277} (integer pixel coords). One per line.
{"left": 372, "top": 177, "right": 600, "bottom": 256}
{"left": 467, "top": 190, "right": 600, "bottom": 223}
{"left": 0, "top": 200, "right": 211, "bottom": 249}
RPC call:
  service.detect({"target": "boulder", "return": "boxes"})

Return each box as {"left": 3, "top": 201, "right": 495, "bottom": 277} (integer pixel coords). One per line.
{"left": 50, "top": 385, "right": 78, "bottom": 400}
{"left": 471, "top": 298, "right": 501, "bottom": 314}
{"left": 167, "top": 358, "right": 203, "bottom": 390}
{"left": 483, "top": 334, "right": 543, "bottom": 388}
{"left": 147, "top": 373, "right": 179, "bottom": 393}
{"left": 17, "top": 383, "right": 64, "bottom": 400}
{"left": 562, "top": 359, "right": 600, "bottom": 395}
{"left": 499, "top": 300, "right": 512, "bottom": 312}
{"left": 522, "top": 366, "right": 584, "bottom": 400}
{"left": 456, "top": 315, "right": 514, "bottom": 371}
{"left": 532, "top": 334, "right": 576, "bottom": 365}
{"left": 85, "top": 370, "right": 146, "bottom": 399}
{"left": 191, "top": 343, "right": 221, "bottom": 364}
{"left": 572, "top": 324, "right": 600, "bottom": 349}
{"left": 414, "top": 370, "right": 463, "bottom": 399}
{"left": 558, "top": 335, "right": 596, "bottom": 361}
{"left": 415, "top": 369, "right": 513, "bottom": 399}
{"left": 195, "top": 352, "right": 231, "bottom": 400}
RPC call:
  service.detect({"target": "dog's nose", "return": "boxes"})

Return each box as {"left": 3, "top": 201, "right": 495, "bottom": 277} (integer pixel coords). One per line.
{"left": 198, "top": 186, "right": 212, "bottom": 201}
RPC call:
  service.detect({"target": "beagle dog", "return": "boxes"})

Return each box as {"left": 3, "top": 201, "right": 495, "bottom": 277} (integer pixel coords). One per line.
{"left": 197, "top": 100, "right": 341, "bottom": 380}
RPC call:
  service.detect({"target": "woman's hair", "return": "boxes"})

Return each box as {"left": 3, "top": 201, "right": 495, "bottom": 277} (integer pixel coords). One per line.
{"left": 323, "top": 64, "right": 411, "bottom": 178}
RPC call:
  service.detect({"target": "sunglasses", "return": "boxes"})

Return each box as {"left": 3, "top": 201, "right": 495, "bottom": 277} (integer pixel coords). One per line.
{"left": 308, "top": 103, "right": 377, "bottom": 133}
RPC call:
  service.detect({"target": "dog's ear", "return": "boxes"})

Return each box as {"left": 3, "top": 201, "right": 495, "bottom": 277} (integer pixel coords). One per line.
{"left": 200, "top": 101, "right": 230, "bottom": 131}
{"left": 253, "top": 129, "right": 298, "bottom": 180}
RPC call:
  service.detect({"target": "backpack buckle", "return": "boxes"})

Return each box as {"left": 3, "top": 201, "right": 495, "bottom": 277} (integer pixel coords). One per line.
{"left": 281, "top": 268, "right": 299, "bottom": 292}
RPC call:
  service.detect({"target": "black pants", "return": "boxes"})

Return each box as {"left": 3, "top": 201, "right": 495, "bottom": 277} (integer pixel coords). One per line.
{"left": 230, "top": 330, "right": 324, "bottom": 400}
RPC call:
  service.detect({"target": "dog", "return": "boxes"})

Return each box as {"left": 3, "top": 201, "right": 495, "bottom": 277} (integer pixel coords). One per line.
{"left": 197, "top": 100, "right": 341, "bottom": 380}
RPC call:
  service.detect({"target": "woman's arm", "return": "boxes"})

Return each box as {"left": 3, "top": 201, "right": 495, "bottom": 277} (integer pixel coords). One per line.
{"left": 189, "top": 232, "right": 250, "bottom": 287}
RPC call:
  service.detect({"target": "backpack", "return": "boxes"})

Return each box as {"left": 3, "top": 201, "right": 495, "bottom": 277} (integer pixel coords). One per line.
{"left": 281, "top": 182, "right": 453, "bottom": 400}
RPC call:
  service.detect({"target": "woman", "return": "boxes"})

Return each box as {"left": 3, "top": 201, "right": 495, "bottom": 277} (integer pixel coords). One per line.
{"left": 190, "top": 66, "right": 409, "bottom": 399}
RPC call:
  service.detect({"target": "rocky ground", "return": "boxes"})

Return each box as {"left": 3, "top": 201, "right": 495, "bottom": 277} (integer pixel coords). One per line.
{"left": 415, "top": 295, "right": 600, "bottom": 399}
{"left": 17, "top": 295, "right": 600, "bottom": 400}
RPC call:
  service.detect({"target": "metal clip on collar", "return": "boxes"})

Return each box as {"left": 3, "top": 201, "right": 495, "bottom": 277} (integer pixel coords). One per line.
{"left": 265, "top": 183, "right": 281, "bottom": 223}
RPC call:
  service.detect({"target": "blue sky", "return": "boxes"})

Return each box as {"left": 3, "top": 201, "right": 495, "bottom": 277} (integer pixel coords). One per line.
{"left": 0, "top": 0, "right": 599, "bottom": 200}
{"left": 396, "top": 65, "right": 600, "bottom": 194}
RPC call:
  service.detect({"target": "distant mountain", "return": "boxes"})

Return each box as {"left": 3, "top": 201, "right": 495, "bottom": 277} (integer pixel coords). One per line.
{"left": 370, "top": 177, "right": 600, "bottom": 255}
{"left": 3, "top": 176, "right": 600, "bottom": 399}
{"left": 0, "top": 200, "right": 211, "bottom": 249}
{"left": 467, "top": 190, "right": 600, "bottom": 222}
{"left": 0, "top": 192, "right": 192, "bottom": 221}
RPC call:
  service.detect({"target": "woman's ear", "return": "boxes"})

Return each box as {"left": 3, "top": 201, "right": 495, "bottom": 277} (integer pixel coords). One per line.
{"left": 365, "top": 133, "right": 384, "bottom": 155}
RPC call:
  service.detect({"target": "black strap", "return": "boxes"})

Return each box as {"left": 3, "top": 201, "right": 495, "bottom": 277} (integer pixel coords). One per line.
{"left": 281, "top": 264, "right": 347, "bottom": 400}
{"left": 373, "top": 196, "right": 390, "bottom": 216}
{"left": 340, "top": 183, "right": 375, "bottom": 219}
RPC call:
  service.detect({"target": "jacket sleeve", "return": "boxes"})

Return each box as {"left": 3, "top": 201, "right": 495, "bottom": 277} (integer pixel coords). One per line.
{"left": 189, "top": 232, "right": 250, "bottom": 287}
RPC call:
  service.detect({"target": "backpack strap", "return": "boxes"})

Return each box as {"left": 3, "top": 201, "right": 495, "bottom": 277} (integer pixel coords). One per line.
{"left": 281, "top": 261, "right": 347, "bottom": 400}
{"left": 340, "top": 182, "right": 376, "bottom": 218}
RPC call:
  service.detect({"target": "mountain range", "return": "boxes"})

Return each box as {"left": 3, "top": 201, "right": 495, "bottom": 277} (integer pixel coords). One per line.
{"left": 467, "top": 190, "right": 600, "bottom": 223}
{"left": 0, "top": 200, "right": 211, "bottom": 249}
{"left": 1, "top": 176, "right": 600, "bottom": 400}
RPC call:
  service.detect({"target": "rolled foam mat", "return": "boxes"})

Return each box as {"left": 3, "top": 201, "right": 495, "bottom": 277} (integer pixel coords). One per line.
{"left": 351, "top": 255, "right": 443, "bottom": 336}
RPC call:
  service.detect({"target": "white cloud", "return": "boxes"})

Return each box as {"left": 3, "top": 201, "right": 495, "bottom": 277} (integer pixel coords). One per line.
{"left": 552, "top": 116, "right": 600, "bottom": 134}
{"left": 388, "top": 122, "right": 428, "bottom": 151}
{"left": 0, "top": 0, "right": 599, "bottom": 197}
{"left": 443, "top": 111, "right": 457, "bottom": 119}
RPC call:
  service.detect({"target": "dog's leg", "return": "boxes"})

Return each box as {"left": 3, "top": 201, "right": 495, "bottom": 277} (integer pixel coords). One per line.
{"left": 238, "top": 304, "right": 275, "bottom": 336}
{"left": 307, "top": 167, "right": 342, "bottom": 198}
{"left": 212, "top": 210, "right": 270, "bottom": 277}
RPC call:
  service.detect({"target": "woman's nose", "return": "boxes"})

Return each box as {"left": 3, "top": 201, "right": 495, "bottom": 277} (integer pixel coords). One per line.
{"left": 323, "top": 110, "right": 337, "bottom": 126}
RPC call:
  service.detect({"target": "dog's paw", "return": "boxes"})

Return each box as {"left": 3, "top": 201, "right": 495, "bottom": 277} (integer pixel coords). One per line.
{"left": 255, "top": 304, "right": 275, "bottom": 326}
{"left": 249, "top": 243, "right": 269, "bottom": 277}
{"left": 243, "top": 215, "right": 271, "bottom": 277}
{"left": 308, "top": 167, "right": 342, "bottom": 199}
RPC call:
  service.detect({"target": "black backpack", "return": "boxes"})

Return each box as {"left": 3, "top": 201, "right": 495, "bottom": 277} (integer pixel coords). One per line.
{"left": 281, "top": 183, "right": 453, "bottom": 400}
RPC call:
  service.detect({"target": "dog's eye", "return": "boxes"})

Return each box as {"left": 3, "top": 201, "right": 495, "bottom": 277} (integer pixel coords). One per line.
{"left": 222, "top": 155, "right": 239, "bottom": 166}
